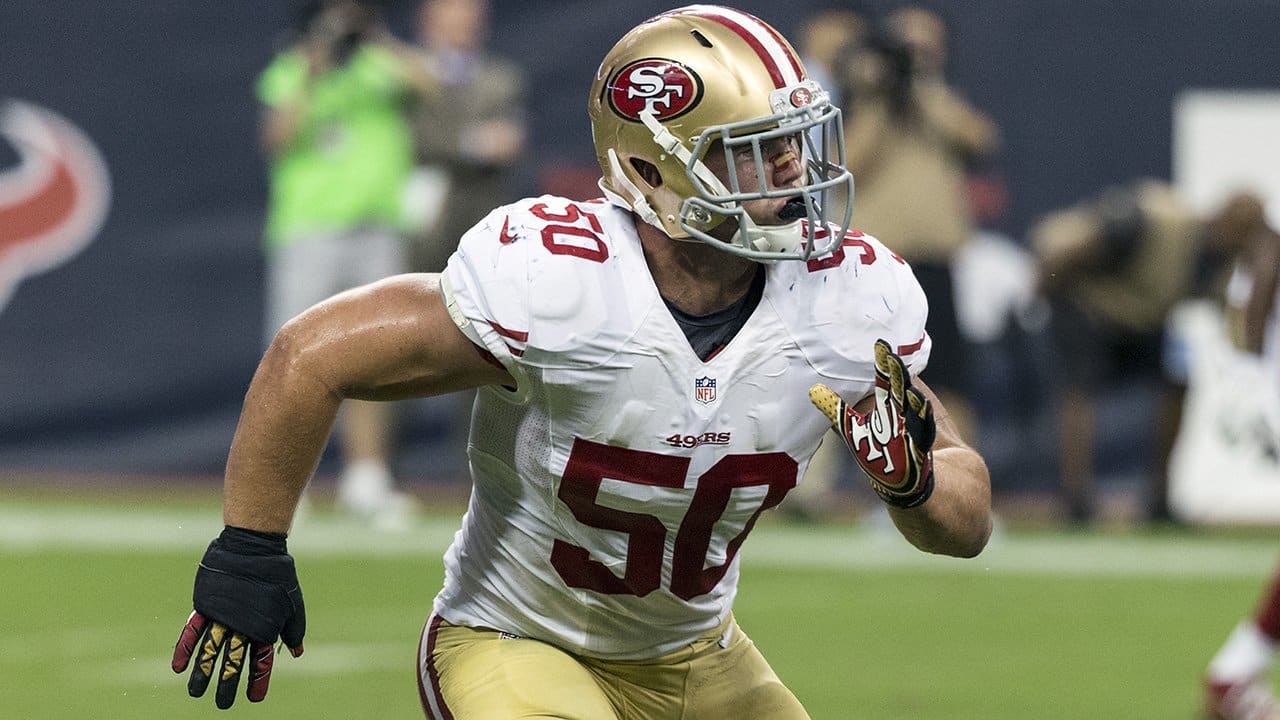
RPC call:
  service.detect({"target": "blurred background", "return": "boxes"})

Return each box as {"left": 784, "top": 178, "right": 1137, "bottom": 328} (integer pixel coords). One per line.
{"left": 5, "top": 3, "right": 1280, "bottom": 719}
{"left": 2, "top": 0, "right": 1279, "bottom": 522}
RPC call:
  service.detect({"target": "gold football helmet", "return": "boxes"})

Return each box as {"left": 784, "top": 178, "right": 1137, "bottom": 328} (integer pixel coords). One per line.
{"left": 588, "top": 5, "right": 854, "bottom": 262}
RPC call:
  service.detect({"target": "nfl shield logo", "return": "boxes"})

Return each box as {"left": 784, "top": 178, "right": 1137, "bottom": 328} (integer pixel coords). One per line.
{"left": 694, "top": 376, "right": 717, "bottom": 405}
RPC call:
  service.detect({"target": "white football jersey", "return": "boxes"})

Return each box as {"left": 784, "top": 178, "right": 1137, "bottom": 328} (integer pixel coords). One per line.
{"left": 437, "top": 195, "right": 930, "bottom": 660}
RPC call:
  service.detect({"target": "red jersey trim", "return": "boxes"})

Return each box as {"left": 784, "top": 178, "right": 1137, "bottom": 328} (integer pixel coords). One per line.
{"left": 897, "top": 334, "right": 927, "bottom": 357}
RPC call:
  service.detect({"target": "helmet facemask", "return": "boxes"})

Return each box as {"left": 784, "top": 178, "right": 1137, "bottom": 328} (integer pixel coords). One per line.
{"left": 635, "top": 81, "right": 853, "bottom": 263}
{"left": 686, "top": 84, "right": 853, "bottom": 262}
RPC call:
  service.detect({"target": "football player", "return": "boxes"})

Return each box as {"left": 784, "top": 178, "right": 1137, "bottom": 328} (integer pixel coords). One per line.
{"left": 1203, "top": 193, "right": 1280, "bottom": 720}
{"left": 171, "top": 5, "right": 992, "bottom": 717}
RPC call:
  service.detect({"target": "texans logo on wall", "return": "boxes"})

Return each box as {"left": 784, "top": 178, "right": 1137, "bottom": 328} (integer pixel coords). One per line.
{"left": 0, "top": 98, "right": 111, "bottom": 311}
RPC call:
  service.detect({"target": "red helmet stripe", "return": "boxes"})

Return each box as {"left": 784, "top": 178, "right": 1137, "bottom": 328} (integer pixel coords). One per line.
{"left": 680, "top": 6, "right": 803, "bottom": 88}
{"left": 753, "top": 13, "right": 807, "bottom": 81}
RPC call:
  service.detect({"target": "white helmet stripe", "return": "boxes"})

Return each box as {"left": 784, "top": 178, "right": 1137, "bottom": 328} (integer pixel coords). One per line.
{"left": 679, "top": 5, "right": 804, "bottom": 88}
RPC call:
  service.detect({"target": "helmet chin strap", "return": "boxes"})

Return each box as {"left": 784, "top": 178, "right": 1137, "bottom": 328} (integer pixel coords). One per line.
{"left": 640, "top": 110, "right": 725, "bottom": 193}
{"left": 734, "top": 213, "right": 804, "bottom": 257}
{"left": 604, "top": 149, "right": 661, "bottom": 228}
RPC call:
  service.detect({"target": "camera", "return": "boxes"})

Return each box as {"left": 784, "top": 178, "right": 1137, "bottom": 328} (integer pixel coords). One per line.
{"left": 837, "top": 25, "right": 915, "bottom": 107}
{"left": 297, "top": 0, "right": 380, "bottom": 66}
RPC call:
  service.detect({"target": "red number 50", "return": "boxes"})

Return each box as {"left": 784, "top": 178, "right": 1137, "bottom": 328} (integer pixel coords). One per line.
{"left": 549, "top": 438, "right": 797, "bottom": 600}
{"left": 531, "top": 202, "right": 609, "bottom": 263}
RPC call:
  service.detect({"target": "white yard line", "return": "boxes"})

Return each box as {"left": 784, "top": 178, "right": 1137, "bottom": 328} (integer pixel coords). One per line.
{"left": 0, "top": 504, "right": 1274, "bottom": 578}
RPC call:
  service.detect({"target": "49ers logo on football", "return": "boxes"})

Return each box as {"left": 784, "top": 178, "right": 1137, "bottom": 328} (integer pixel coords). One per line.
{"left": 607, "top": 58, "right": 703, "bottom": 122}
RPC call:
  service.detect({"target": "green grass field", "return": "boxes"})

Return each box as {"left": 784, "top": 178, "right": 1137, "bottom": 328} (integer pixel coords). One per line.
{"left": 1, "top": 488, "right": 1275, "bottom": 719}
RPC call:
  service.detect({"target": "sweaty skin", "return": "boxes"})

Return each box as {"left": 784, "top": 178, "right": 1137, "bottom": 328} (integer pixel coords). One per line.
{"left": 221, "top": 275, "right": 510, "bottom": 532}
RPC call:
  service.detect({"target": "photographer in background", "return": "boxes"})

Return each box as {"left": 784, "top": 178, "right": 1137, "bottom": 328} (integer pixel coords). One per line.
{"left": 1030, "top": 180, "right": 1199, "bottom": 523}
{"left": 1201, "top": 194, "right": 1280, "bottom": 720}
{"left": 800, "top": 8, "right": 998, "bottom": 519}
{"left": 256, "top": 0, "right": 433, "bottom": 527}
{"left": 838, "top": 7, "right": 999, "bottom": 442}
{"left": 403, "top": 0, "right": 527, "bottom": 275}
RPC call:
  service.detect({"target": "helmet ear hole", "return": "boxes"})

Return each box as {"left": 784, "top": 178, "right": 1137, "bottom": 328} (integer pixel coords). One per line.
{"left": 630, "top": 158, "right": 663, "bottom": 189}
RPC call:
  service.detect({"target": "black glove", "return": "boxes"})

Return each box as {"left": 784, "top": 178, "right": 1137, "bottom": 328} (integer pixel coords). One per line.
{"left": 171, "top": 526, "right": 306, "bottom": 709}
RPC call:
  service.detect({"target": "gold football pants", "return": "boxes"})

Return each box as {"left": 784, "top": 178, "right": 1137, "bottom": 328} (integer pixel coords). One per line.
{"left": 417, "top": 613, "right": 810, "bottom": 720}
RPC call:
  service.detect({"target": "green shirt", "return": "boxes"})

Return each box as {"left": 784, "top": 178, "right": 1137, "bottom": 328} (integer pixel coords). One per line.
{"left": 257, "top": 45, "right": 414, "bottom": 246}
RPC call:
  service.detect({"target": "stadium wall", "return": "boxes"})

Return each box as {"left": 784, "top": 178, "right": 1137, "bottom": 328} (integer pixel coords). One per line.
{"left": 1, "top": 1, "right": 1277, "bottom": 478}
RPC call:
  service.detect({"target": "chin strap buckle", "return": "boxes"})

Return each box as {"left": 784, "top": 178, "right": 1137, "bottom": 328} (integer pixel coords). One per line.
{"left": 640, "top": 110, "right": 686, "bottom": 157}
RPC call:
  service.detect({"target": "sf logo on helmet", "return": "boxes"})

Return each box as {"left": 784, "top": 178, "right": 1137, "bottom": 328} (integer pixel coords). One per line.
{"left": 608, "top": 59, "right": 703, "bottom": 122}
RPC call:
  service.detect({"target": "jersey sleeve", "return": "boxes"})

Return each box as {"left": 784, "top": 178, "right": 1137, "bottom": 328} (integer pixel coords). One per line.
{"left": 442, "top": 206, "right": 535, "bottom": 389}
{"left": 444, "top": 196, "right": 634, "bottom": 387}
{"left": 866, "top": 234, "right": 932, "bottom": 376}
{"left": 802, "top": 230, "right": 931, "bottom": 378}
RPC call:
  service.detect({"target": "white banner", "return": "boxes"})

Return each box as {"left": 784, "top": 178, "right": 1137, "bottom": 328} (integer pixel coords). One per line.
{"left": 1167, "top": 301, "right": 1280, "bottom": 524}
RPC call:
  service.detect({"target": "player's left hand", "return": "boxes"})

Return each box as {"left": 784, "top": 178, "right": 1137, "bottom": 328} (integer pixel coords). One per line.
{"left": 171, "top": 526, "right": 306, "bottom": 709}
{"left": 809, "top": 338, "right": 936, "bottom": 508}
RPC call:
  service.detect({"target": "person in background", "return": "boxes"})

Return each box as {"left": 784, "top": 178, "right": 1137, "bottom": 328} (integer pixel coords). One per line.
{"left": 1218, "top": 196, "right": 1280, "bottom": 362}
{"left": 172, "top": 6, "right": 992, "bottom": 716}
{"left": 840, "top": 6, "right": 999, "bottom": 439}
{"left": 796, "top": 7, "right": 865, "bottom": 112}
{"left": 1202, "top": 194, "right": 1280, "bottom": 720}
{"left": 1029, "top": 180, "right": 1199, "bottom": 522}
{"left": 1208, "top": 569, "right": 1280, "bottom": 720}
{"left": 400, "top": 0, "right": 528, "bottom": 486}
{"left": 403, "top": 0, "right": 527, "bottom": 274}
{"left": 257, "top": 0, "right": 430, "bottom": 526}
{"left": 1151, "top": 192, "right": 1276, "bottom": 522}
{"left": 951, "top": 167, "right": 1052, "bottom": 509}
{"left": 800, "top": 6, "right": 999, "bottom": 520}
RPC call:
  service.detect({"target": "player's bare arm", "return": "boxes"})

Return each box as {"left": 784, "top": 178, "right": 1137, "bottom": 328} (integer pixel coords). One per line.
{"left": 173, "top": 273, "right": 510, "bottom": 709}
{"left": 223, "top": 272, "right": 512, "bottom": 534}
{"left": 881, "top": 376, "right": 992, "bottom": 557}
